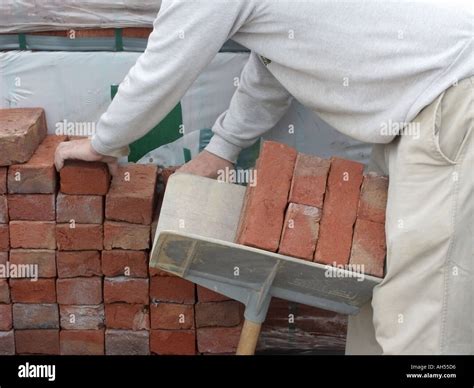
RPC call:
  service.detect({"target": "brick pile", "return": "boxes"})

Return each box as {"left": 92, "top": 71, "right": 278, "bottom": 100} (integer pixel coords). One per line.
{"left": 237, "top": 141, "right": 388, "bottom": 276}
{"left": 0, "top": 110, "right": 385, "bottom": 355}
{"left": 0, "top": 108, "right": 247, "bottom": 355}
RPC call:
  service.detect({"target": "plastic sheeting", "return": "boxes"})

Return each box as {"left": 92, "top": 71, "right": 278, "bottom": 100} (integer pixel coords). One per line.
{"left": 0, "top": 50, "right": 372, "bottom": 165}
{"left": 0, "top": 0, "right": 161, "bottom": 33}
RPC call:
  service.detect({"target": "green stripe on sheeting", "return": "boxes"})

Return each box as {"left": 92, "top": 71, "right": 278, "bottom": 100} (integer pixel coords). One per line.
{"left": 199, "top": 127, "right": 260, "bottom": 172}
{"left": 111, "top": 84, "right": 119, "bottom": 100}
{"left": 183, "top": 148, "right": 192, "bottom": 163}
{"left": 236, "top": 138, "right": 261, "bottom": 171}
{"left": 18, "top": 33, "right": 26, "bottom": 49}
{"left": 199, "top": 129, "right": 214, "bottom": 152}
{"left": 0, "top": 34, "right": 249, "bottom": 53}
{"left": 114, "top": 29, "right": 123, "bottom": 52}
{"left": 111, "top": 85, "right": 184, "bottom": 162}
{"left": 128, "top": 103, "right": 183, "bottom": 163}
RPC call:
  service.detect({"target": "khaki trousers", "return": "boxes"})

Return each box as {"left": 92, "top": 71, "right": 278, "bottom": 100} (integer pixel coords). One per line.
{"left": 346, "top": 77, "right": 473, "bottom": 355}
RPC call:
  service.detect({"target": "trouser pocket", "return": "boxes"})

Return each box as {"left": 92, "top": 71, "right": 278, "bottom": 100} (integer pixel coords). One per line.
{"left": 432, "top": 78, "right": 473, "bottom": 164}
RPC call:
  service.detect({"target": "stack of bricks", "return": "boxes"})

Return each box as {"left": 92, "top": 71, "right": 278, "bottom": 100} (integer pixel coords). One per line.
{"left": 195, "top": 286, "right": 244, "bottom": 354}
{"left": 55, "top": 158, "right": 109, "bottom": 355}
{"left": 349, "top": 173, "right": 388, "bottom": 277}
{"left": 101, "top": 163, "right": 155, "bottom": 355}
{"left": 237, "top": 141, "right": 388, "bottom": 275}
{"left": 236, "top": 141, "right": 388, "bottom": 352}
{"left": 0, "top": 108, "right": 246, "bottom": 355}
{"left": 0, "top": 165, "right": 11, "bottom": 354}
{"left": 151, "top": 167, "right": 244, "bottom": 355}
{"left": 1, "top": 109, "right": 382, "bottom": 355}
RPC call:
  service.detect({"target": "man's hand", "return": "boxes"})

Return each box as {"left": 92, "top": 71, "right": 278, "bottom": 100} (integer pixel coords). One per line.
{"left": 177, "top": 150, "right": 233, "bottom": 179}
{"left": 54, "top": 138, "right": 118, "bottom": 175}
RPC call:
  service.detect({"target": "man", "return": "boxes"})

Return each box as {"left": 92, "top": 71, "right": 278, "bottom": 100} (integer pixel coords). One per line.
{"left": 54, "top": 0, "right": 473, "bottom": 354}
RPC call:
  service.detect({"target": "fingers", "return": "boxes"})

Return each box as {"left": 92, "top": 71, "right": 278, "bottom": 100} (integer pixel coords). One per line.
{"left": 175, "top": 152, "right": 222, "bottom": 179}
{"left": 54, "top": 139, "right": 119, "bottom": 174}
{"left": 54, "top": 142, "right": 68, "bottom": 171}
{"left": 54, "top": 153, "right": 63, "bottom": 172}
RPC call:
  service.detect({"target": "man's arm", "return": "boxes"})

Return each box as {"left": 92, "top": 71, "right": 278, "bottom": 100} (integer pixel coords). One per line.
{"left": 207, "top": 51, "right": 293, "bottom": 163}
{"left": 179, "top": 51, "right": 294, "bottom": 176}
{"left": 55, "top": 0, "right": 254, "bottom": 170}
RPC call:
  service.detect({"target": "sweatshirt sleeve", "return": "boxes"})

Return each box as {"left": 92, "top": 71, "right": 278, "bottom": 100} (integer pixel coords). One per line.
{"left": 91, "top": 0, "right": 255, "bottom": 157}
{"left": 205, "top": 51, "right": 293, "bottom": 163}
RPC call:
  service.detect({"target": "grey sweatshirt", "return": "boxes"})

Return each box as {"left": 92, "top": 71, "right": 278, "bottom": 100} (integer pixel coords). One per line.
{"left": 91, "top": 0, "right": 473, "bottom": 163}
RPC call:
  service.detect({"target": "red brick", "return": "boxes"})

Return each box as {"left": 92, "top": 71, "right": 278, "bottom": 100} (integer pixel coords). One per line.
{"left": 150, "top": 277, "right": 195, "bottom": 304}
{"left": 57, "top": 251, "right": 101, "bottom": 278}
{"left": 0, "top": 331, "right": 15, "bottom": 355}
{"left": 106, "top": 164, "right": 158, "bottom": 225}
{"left": 15, "top": 329, "right": 59, "bottom": 355}
{"left": 101, "top": 250, "right": 148, "bottom": 278}
{"left": 150, "top": 303, "right": 194, "bottom": 329}
{"left": 149, "top": 269, "right": 177, "bottom": 277}
{"left": 7, "top": 135, "right": 67, "bottom": 194}
{"left": 103, "top": 221, "right": 150, "bottom": 250}
{"left": 7, "top": 194, "right": 55, "bottom": 221}
{"left": 149, "top": 266, "right": 177, "bottom": 277}
{"left": 349, "top": 219, "right": 386, "bottom": 278}
{"left": 9, "top": 249, "right": 56, "bottom": 278}
{"left": 0, "top": 279, "right": 9, "bottom": 303}
{"left": 12, "top": 303, "right": 59, "bottom": 329}
{"left": 197, "top": 326, "right": 242, "bottom": 354}
{"left": 314, "top": 157, "right": 364, "bottom": 265}
{"left": 0, "top": 251, "right": 7, "bottom": 264}
{"left": 236, "top": 141, "right": 297, "bottom": 252}
{"left": 358, "top": 173, "right": 389, "bottom": 224}
{"left": 9, "top": 221, "right": 56, "bottom": 249}
{"left": 0, "top": 304, "right": 12, "bottom": 330}
{"left": 197, "top": 285, "right": 230, "bottom": 302}
{"left": 150, "top": 329, "right": 196, "bottom": 355}
{"left": 60, "top": 305, "right": 104, "bottom": 330}
{"left": 278, "top": 203, "right": 321, "bottom": 260}
{"left": 0, "top": 108, "right": 47, "bottom": 166}
{"left": 56, "top": 193, "right": 103, "bottom": 224}
{"left": 0, "top": 224, "right": 8, "bottom": 250}
{"left": 105, "top": 329, "right": 149, "bottom": 355}
{"left": 56, "top": 224, "right": 103, "bottom": 250}
{"left": 104, "top": 277, "right": 149, "bottom": 304}
{"left": 60, "top": 160, "right": 110, "bottom": 195}
{"left": 289, "top": 153, "right": 330, "bottom": 208}
{"left": 195, "top": 301, "right": 242, "bottom": 328}
{"left": 60, "top": 330, "right": 104, "bottom": 355}
{"left": 10, "top": 279, "right": 56, "bottom": 303}
{"left": 105, "top": 303, "right": 149, "bottom": 330}
{"left": 0, "top": 195, "right": 7, "bottom": 223}
{"left": 0, "top": 168, "right": 6, "bottom": 194}
{"left": 259, "top": 299, "right": 348, "bottom": 351}
{"left": 57, "top": 277, "right": 102, "bottom": 305}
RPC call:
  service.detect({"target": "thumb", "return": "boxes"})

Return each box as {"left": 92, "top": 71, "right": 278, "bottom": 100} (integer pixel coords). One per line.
{"left": 106, "top": 159, "right": 119, "bottom": 177}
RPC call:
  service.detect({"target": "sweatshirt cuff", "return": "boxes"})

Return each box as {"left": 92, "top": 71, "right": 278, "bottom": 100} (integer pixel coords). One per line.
{"left": 205, "top": 134, "right": 242, "bottom": 164}
{"left": 90, "top": 135, "right": 130, "bottom": 158}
